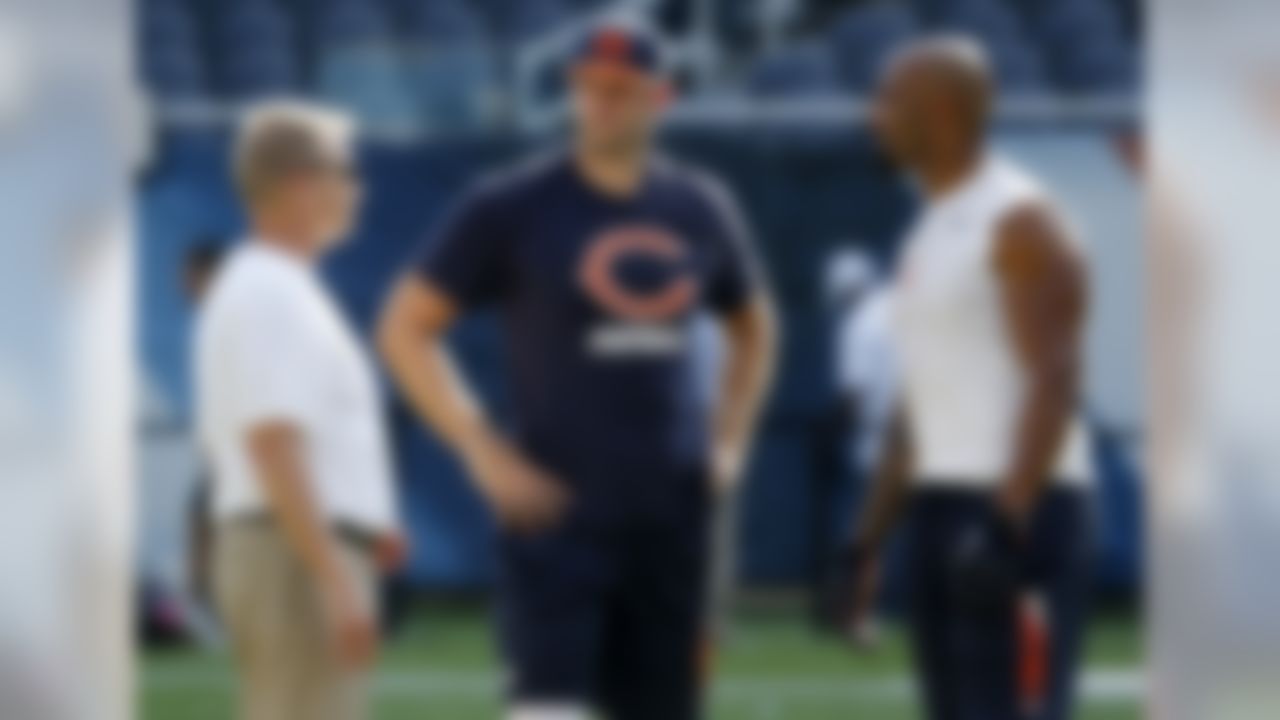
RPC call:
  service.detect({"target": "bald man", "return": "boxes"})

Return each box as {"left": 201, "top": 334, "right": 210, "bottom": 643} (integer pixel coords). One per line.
{"left": 835, "top": 37, "right": 1094, "bottom": 720}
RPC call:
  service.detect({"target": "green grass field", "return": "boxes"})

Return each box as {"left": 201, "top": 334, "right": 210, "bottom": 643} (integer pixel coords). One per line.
{"left": 142, "top": 606, "right": 1142, "bottom": 719}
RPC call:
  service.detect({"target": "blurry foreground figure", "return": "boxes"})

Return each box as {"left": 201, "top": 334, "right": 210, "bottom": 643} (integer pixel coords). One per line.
{"left": 837, "top": 36, "right": 1094, "bottom": 720}
{"left": 378, "top": 22, "right": 777, "bottom": 720}
{"left": 194, "top": 102, "right": 404, "bottom": 720}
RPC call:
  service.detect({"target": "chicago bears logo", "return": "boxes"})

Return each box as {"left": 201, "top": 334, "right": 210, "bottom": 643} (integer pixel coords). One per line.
{"left": 577, "top": 225, "right": 698, "bottom": 323}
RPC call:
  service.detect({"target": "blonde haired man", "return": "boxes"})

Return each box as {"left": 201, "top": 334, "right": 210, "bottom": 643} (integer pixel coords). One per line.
{"left": 195, "top": 101, "right": 404, "bottom": 720}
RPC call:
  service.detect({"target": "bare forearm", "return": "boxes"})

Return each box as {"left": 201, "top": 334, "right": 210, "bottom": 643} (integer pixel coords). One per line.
{"left": 248, "top": 425, "right": 347, "bottom": 592}
{"left": 377, "top": 279, "right": 494, "bottom": 458}
{"left": 382, "top": 331, "right": 491, "bottom": 454}
{"left": 377, "top": 278, "right": 567, "bottom": 531}
{"left": 713, "top": 296, "right": 779, "bottom": 453}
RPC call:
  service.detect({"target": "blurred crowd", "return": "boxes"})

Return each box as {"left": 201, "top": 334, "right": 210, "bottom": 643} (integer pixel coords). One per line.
{"left": 142, "top": 0, "right": 1141, "bottom": 134}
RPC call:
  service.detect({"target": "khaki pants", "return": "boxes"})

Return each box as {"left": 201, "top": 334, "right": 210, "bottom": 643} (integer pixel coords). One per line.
{"left": 213, "top": 520, "right": 377, "bottom": 720}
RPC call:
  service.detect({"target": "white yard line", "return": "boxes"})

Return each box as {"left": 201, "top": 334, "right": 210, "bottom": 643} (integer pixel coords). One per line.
{"left": 147, "top": 668, "right": 1143, "bottom": 703}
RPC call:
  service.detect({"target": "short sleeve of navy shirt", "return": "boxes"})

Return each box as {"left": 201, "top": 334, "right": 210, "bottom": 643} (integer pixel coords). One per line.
{"left": 414, "top": 154, "right": 764, "bottom": 512}
{"left": 415, "top": 177, "right": 516, "bottom": 308}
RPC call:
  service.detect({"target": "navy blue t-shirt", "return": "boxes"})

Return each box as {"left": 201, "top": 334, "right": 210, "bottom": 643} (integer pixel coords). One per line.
{"left": 416, "top": 154, "right": 762, "bottom": 512}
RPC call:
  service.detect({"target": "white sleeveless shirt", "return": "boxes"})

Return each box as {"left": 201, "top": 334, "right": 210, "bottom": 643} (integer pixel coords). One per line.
{"left": 894, "top": 156, "right": 1090, "bottom": 488}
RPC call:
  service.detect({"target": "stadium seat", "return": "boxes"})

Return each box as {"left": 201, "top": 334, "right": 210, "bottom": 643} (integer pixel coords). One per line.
{"left": 934, "top": 0, "right": 1050, "bottom": 95}
{"left": 1033, "top": 0, "right": 1136, "bottom": 92}
{"left": 712, "top": 0, "right": 764, "bottom": 51}
{"left": 144, "top": 42, "right": 209, "bottom": 100}
{"left": 935, "top": 0, "right": 1023, "bottom": 41}
{"left": 405, "top": 45, "right": 499, "bottom": 134}
{"left": 141, "top": 0, "right": 198, "bottom": 49}
{"left": 314, "top": 1, "right": 419, "bottom": 133}
{"left": 828, "top": 1, "right": 920, "bottom": 93}
{"left": 315, "top": 1, "right": 499, "bottom": 135}
{"left": 388, "top": 0, "right": 498, "bottom": 133}
{"left": 1032, "top": 0, "right": 1123, "bottom": 50}
{"left": 1053, "top": 38, "right": 1139, "bottom": 92}
{"left": 216, "top": 1, "right": 300, "bottom": 98}
{"left": 493, "top": 0, "right": 572, "bottom": 42}
{"left": 141, "top": 0, "right": 209, "bottom": 99}
{"left": 217, "top": 0, "right": 294, "bottom": 52}
{"left": 990, "top": 38, "right": 1051, "bottom": 96}
{"left": 747, "top": 42, "right": 842, "bottom": 98}
{"left": 224, "top": 46, "right": 301, "bottom": 98}
{"left": 402, "top": 0, "right": 486, "bottom": 45}
{"left": 317, "top": 48, "right": 420, "bottom": 134}
{"left": 314, "top": 0, "right": 394, "bottom": 46}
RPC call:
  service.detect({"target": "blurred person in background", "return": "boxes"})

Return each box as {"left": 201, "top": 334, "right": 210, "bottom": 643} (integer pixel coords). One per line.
{"left": 138, "top": 240, "right": 230, "bottom": 650}
{"left": 182, "top": 240, "right": 225, "bottom": 622}
{"left": 831, "top": 250, "right": 898, "bottom": 506}
{"left": 194, "top": 102, "right": 405, "bottom": 720}
{"left": 835, "top": 37, "right": 1094, "bottom": 720}
{"left": 378, "top": 21, "right": 777, "bottom": 720}
{"left": 815, "top": 247, "right": 898, "bottom": 630}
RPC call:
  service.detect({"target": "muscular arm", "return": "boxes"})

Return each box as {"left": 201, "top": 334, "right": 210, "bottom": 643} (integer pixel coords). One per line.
{"left": 710, "top": 294, "right": 780, "bottom": 493}
{"left": 376, "top": 276, "right": 566, "bottom": 532}
{"left": 991, "top": 202, "right": 1088, "bottom": 525}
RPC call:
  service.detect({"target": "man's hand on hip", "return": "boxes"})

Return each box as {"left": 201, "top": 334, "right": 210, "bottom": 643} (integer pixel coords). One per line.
{"left": 461, "top": 431, "right": 570, "bottom": 535}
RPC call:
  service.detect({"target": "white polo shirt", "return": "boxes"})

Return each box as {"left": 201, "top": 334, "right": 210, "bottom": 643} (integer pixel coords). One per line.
{"left": 194, "top": 241, "right": 398, "bottom": 533}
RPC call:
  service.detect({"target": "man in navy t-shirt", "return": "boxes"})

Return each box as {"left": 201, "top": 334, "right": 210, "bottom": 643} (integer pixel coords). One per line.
{"left": 378, "top": 22, "right": 777, "bottom": 720}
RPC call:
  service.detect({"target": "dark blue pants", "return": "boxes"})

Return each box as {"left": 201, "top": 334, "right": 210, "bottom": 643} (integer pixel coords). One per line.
{"left": 907, "top": 487, "right": 1092, "bottom": 720}
{"left": 497, "top": 483, "right": 711, "bottom": 720}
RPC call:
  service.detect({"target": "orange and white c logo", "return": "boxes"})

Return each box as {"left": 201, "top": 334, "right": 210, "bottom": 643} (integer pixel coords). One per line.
{"left": 578, "top": 225, "right": 698, "bottom": 323}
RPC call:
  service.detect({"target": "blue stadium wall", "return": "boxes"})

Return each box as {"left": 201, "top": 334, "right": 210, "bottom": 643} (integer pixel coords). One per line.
{"left": 141, "top": 126, "right": 1141, "bottom": 595}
